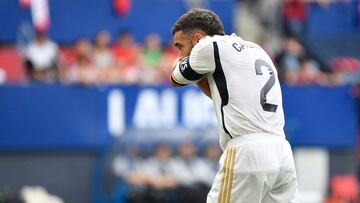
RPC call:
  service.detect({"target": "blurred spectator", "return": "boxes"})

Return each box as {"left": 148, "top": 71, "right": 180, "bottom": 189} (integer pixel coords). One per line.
{"left": 276, "top": 37, "right": 306, "bottom": 84}
{"left": 108, "top": 140, "right": 222, "bottom": 203}
{"left": 143, "top": 143, "right": 178, "bottom": 203}
{"left": 282, "top": 0, "right": 308, "bottom": 36}
{"left": 140, "top": 33, "right": 164, "bottom": 84}
{"left": 112, "top": 31, "right": 141, "bottom": 84}
{"left": 140, "top": 33, "right": 163, "bottom": 69}
{"left": 276, "top": 37, "right": 325, "bottom": 85}
{"left": 172, "top": 141, "right": 210, "bottom": 203}
{"left": 112, "top": 144, "right": 148, "bottom": 203}
{"left": 93, "top": 30, "right": 123, "bottom": 84}
{"left": 113, "top": 31, "right": 139, "bottom": 69}
{"left": 200, "top": 142, "right": 221, "bottom": 187}
{"left": 256, "top": 0, "right": 281, "bottom": 34}
{"left": 23, "top": 31, "right": 58, "bottom": 83}
{"left": 297, "top": 57, "right": 321, "bottom": 85}
{"left": 330, "top": 57, "right": 360, "bottom": 85}
{"left": 157, "top": 41, "right": 179, "bottom": 84}
{"left": 93, "top": 30, "right": 115, "bottom": 69}
{"left": 60, "top": 38, "right": 97, "bottom": 85}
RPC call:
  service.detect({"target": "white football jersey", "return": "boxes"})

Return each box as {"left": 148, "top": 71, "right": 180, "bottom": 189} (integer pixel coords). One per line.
{"left": 172, "top": 34, "right": 285, "bottom": 150}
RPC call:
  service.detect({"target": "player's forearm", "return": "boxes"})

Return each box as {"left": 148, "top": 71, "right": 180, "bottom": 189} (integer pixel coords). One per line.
{"left": 170, "top": 57, "right": 211, "bottom": 98}
{"left": 196, "top": 77, "right": 211, "bottom": 98}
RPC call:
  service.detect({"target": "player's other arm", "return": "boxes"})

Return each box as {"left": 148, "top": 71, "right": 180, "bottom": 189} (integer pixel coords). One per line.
{"left": 195, "top": 77, "right": 211, "bottom": 98}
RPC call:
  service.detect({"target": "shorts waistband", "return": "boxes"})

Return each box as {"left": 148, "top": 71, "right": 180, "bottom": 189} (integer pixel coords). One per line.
{"left": 226, "top": 133, "right": 286, "bottom": 149}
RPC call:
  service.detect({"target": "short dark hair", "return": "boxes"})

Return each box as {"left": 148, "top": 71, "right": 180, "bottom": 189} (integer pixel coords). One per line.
{"left": 172, "top": 8, "right": 225, "bottom": 36}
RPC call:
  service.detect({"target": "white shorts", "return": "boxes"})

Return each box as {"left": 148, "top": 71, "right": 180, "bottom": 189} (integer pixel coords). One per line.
{"left": 207, "top": 133, "right": 298, "bottom": 203}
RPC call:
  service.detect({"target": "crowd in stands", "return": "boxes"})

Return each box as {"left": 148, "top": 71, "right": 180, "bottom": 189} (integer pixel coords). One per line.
{"left": 111, "top": 141, "right": 220, "bottom": 203}
{"left": 238, "top": 0, "right": 360, "bottom": 86}
{"left": 17, "top": 30, "right": 176, "bottom": 86}
{"left": 1, "top": 0, "right": 359, "bottom": 87}
{"left": 2, "top": 0, "right": 360, "bottom": 87}
{"left": 274, "top": 36, "right": 355, "bottom": 86}
{"left": 7, "top": 28, "right": 357, "bottom": 87}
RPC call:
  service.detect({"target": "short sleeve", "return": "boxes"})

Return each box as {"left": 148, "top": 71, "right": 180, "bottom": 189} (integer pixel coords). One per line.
{"left": 171, "top": 37, "right": 215, "bottom": 86}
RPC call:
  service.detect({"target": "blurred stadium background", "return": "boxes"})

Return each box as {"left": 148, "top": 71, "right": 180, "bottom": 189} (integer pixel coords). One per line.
{"left": 0, "top": 0, "right": 360, "bottom": 202}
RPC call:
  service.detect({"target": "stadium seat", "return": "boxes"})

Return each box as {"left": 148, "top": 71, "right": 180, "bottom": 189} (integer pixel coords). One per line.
{"left": 0, "top": 46, "right": 26, "bottom": 83}
{"left": 331, "top": 174, "right": 358, "bottom": 201}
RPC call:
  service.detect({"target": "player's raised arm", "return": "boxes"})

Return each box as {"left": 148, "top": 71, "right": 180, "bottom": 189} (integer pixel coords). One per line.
{"left": 170, "top": 36, "right": 215, "bottom": 98}
{"left": 170, "top": 7, "right": 222, "bottom": 97}
{"left": 170, "top": 56, "right": 204, "bottom": 86}
{"left": 170, "top": 56, "right": 211, "bottom": 97}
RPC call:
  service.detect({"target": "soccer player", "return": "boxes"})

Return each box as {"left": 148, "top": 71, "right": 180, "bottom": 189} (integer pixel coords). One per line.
{"left": 170, "top": 8, "right": 298, "bottom": 203}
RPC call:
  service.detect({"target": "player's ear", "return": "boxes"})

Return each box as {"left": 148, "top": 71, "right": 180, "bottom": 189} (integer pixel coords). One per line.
{"left": 193, "top": 32, "right": 204, "bottom": 44}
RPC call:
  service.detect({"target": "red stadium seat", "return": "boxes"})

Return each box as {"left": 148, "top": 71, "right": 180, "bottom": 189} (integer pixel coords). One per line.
{"left": 0, "top": 46, "right": 26, "bottom": 83}
{"left": 331, "top": 175, "right": 358, "bottom": 202}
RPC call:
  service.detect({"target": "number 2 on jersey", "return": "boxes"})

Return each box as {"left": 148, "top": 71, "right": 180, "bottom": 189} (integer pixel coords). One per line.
{"left": 254, "top": 59, "right": 278, "bottom": 113}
